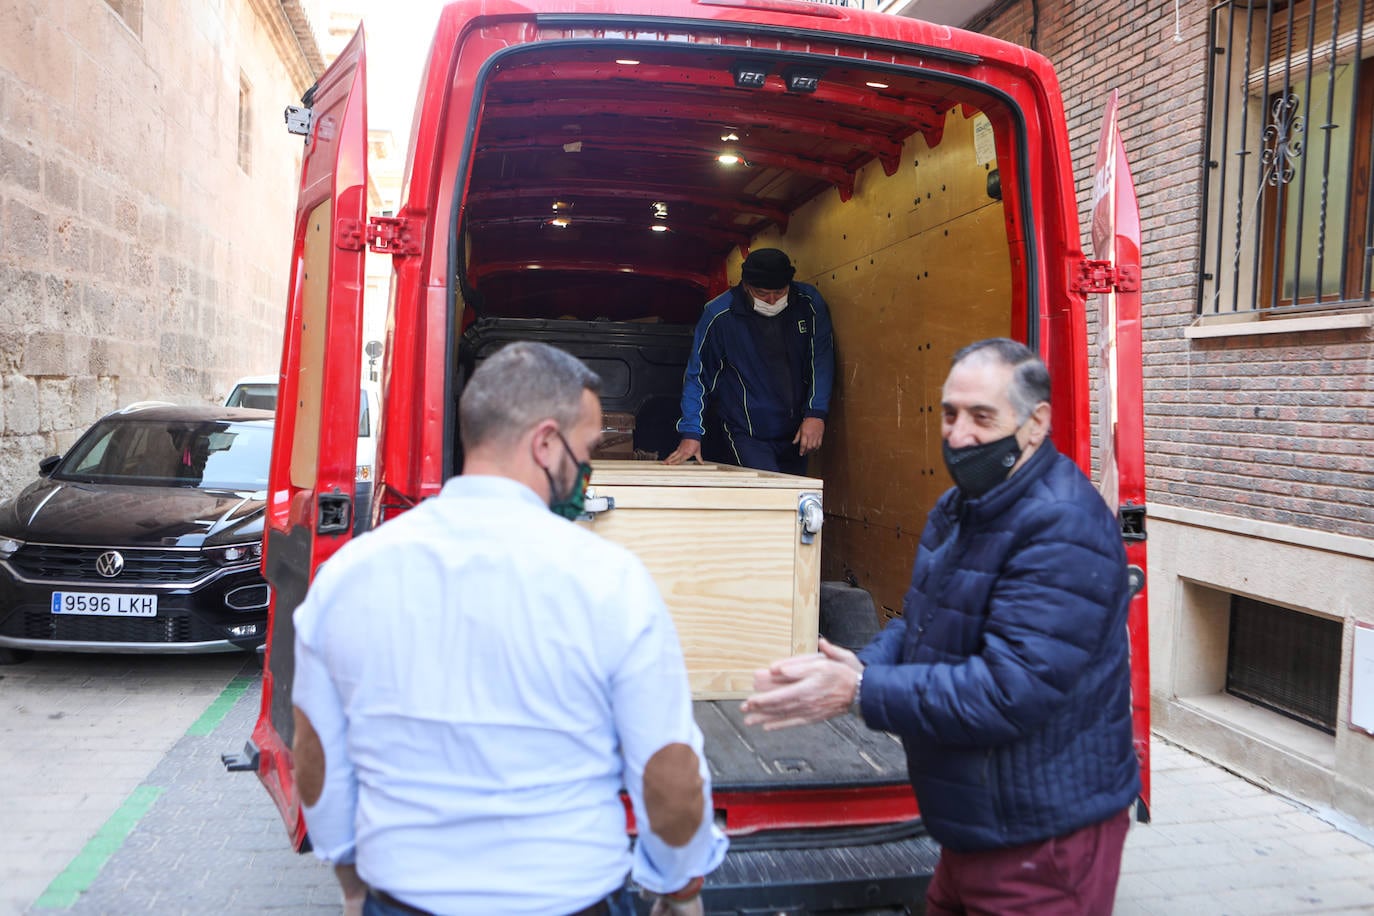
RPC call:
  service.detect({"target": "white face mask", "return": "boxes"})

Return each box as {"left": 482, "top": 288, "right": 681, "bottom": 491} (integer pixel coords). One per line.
{"left": 752, "top": 294, "right": 787, "bottom": 317}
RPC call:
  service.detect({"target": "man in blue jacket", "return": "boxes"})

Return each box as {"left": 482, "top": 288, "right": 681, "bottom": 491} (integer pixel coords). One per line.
{"left": 664, "top": 248, "right": 833, "bottom": 474}
{"left": 742, "top": 338, "right": 1140, "bottom": 914}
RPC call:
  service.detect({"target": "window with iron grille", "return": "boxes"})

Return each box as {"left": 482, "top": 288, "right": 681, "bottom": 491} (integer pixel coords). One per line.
{"left": 1226, "top": 595, "right": 1342, "bottom": 733}
{"left": 1200, "top": 1, "right": 1374, "bottom": 317}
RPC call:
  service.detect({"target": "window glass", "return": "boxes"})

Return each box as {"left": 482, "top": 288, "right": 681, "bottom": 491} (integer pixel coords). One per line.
{"left": 1280, "top": 65, "right": 1354, "bottom": 301}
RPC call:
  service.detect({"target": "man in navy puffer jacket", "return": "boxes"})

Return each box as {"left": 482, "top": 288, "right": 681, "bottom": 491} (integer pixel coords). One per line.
{"left": 743, "top": 338, "right": 1140, "bottom": 914}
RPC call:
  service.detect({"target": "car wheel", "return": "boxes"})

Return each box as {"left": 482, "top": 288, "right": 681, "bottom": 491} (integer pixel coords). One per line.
{"left": 0, "top": 647, "right": 34, "bottom": 665}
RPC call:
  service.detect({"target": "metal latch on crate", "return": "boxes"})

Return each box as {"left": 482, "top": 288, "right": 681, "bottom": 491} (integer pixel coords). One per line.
{"left": 798, "top": 492, "right": 824, "bottom": 544}
{"left": 577, "top": 489, "right": 615, "bottom": 520}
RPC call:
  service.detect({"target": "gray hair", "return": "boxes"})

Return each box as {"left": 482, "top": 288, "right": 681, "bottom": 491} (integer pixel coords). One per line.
{"left": 950, "top": 338, "right": 1050, "bottom": 424}
{"left": 459, "top": 341, "right": 602, "bottom": 451}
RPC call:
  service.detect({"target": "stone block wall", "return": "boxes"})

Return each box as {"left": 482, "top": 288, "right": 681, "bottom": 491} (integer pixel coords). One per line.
{"left": 0, "top": 0, "right": 316, "bottom": 491}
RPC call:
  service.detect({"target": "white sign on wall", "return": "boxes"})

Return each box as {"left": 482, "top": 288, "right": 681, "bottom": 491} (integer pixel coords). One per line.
{"left": 1352, "top": 623, "right": 1374, "bottom": 736}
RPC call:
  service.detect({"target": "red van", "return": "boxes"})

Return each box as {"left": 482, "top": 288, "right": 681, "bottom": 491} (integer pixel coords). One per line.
{"left": 227, "top": 1, "right": 1149, "bottom": 909}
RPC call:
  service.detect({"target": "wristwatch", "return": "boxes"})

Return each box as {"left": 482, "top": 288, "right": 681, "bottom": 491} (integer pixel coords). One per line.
{"left": 850, "top": 666, "right": 864, "bottom": 718}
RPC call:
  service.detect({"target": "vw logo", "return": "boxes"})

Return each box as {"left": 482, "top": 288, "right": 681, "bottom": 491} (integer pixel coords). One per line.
{"left": 95, "top": 551, "right": 125, "bottom": 578}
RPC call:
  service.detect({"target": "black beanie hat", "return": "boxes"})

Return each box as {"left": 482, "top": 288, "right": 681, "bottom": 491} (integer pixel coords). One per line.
{"left": 741, "top": 248, "right": 796, "bottom": 289}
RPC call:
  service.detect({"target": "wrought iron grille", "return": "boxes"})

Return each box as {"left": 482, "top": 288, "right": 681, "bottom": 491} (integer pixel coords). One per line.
{"left": 1200, "top": 0, "right": 1374, "bottom": 315}
{"left": 1226, "top": 595, "right": 1342, "bottom": 734}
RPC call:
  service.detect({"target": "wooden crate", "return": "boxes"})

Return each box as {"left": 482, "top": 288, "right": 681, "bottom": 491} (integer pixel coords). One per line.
{"left": 579, "top": 461, "right": 822, "bottom": 699}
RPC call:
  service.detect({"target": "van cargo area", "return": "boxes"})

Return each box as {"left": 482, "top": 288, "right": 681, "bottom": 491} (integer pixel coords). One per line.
{"left": 453, "top": 40, "right": 1018, "bottom": 621}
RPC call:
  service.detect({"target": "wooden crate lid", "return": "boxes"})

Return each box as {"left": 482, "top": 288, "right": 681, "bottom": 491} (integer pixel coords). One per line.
{"left": 590, "top": 460, "right": 822, "bottom": 489}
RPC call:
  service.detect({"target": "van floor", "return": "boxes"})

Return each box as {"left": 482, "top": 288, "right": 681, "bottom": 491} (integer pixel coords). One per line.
{"left": 696, "top": 700, "right": 909, "bottom": 790}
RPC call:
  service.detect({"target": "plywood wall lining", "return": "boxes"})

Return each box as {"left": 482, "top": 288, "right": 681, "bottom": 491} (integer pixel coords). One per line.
{"left": 743, "top": 106, "right": 1015, "bottom": 620}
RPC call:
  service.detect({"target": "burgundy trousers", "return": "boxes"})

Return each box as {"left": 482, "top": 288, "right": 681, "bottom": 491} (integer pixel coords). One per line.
{"left": 924, "top": 808, "right": 1132, "bottom": 916}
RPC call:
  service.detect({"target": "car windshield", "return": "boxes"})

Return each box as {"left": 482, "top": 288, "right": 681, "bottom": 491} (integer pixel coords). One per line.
{"left": 55, "top": 418, "right": 273, "bottom": 490}
{"left": 225, "top": 383, "right": 279, "bottom": 411}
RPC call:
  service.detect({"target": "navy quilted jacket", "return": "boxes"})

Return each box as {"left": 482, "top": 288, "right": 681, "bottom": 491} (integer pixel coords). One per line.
{"left": 856, "top": 441, "right": 1140, "bottom": 852}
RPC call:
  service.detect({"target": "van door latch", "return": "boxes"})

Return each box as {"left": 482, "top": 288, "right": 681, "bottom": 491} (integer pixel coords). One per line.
{"left": 284, "top": 105, "right": 315, "bottom": 138}
{"left": 318, "top": 490, "right": 352, "bottom": 534}
{"left": 367, "top": 216, "right": 422, "bottom": 256}
{"left": 1072, "top": 259, "right": 1140, "bottom": 294}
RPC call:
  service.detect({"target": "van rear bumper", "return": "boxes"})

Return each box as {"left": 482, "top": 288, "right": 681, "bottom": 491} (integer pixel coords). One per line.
{"left": 692, "top": 823, "right": 940, "bottom": 914}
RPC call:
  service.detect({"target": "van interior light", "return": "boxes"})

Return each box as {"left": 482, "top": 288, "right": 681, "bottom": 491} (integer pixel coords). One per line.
{"left": 615, "top": 58, "right": 641, "bottom": 65}
{"left": 551, "top": 200, "right": 573, "bottom": 211}
{"left": 721, "top": 130, "right": 740, "bottom": 141}
{"left": 717, "top": 153, "right": 741, "bottom": 166}
{"left": 732, "top": 63, "right": 769, "bottom": 89}
{"left": 549, "top": 217, "right": 572, "bottom": 228}
{"left": 652, "top": 201, "right": 669, "bottom": 219}
{"left": 785, "top": 69, "right": 822, "bottom": 93}
{"left": 865, "top": 80, "right": 890, "bottom": 89}
{"left": 650, "top": 224, "right": 670, "bottom": 232}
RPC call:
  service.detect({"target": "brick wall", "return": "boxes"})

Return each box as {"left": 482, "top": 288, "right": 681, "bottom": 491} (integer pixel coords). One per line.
{"left": 0, "top": 0, "right": 314, "bottom": 491}
{"left": 975, "top": 0, "right": 1374, "bottom": 539}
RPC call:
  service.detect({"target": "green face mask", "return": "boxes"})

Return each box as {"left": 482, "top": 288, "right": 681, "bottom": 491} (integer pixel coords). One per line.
{"left": 546, "top": 431, "right": 593, "bottom": 520}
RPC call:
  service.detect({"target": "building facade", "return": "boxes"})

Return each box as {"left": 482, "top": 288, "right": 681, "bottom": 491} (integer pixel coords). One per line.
{"left": 0, "top": 0, "right": 326, "bottom": 487}
{"left": 896, "top": 0, "right": 1374, "bottom": 828}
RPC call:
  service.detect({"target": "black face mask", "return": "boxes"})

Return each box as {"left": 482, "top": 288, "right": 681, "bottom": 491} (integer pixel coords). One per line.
{"left": 545, "top": 431, "right": 592, "bottom": 520}
{"left": 941, "top": 433, "right": 1022, "bottom": 499}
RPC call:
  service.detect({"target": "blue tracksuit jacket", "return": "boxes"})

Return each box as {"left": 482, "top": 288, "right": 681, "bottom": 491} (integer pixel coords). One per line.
{"left": 675, "top": 282, "right": 834, "bottom": 442}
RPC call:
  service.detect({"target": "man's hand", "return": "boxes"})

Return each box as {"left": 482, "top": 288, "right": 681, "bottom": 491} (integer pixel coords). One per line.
{"left": 664, "top": 438, "right": 703, "bottom": 465}
{"left": 793, "top": 417, "right": 825, "bottom": 455}
{"left": 741, "top": 638, "right": 861, "bottom": 730}
{"left": 335, "top": 864, "right": 366, "bottom": 916}
{"left": 650, "top": 895, "right": 704, "bottom": 916}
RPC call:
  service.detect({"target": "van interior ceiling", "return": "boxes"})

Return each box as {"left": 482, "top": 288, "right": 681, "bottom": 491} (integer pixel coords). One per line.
{"left": 454, "top": 40, "right": 1020, "bottom": 616}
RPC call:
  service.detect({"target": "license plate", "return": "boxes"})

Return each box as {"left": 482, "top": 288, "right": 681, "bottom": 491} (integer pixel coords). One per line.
{"left": 51, "top": 592, "right": 158, "bottom": 617}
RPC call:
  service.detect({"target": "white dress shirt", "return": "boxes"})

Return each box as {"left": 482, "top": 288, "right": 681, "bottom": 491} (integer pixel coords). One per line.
{"left": 293, "top": 475, "right": 727, "bottom": 915}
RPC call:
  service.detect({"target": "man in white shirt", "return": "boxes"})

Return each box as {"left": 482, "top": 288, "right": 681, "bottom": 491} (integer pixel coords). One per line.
{"left": 291, "top": 341, "right": 728, "bottom": 916}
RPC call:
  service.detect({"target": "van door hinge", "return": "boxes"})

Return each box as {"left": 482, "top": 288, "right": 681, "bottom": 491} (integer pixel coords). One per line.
{"left": 1073, "top": 259, "right": 1141, "bottom": 295}
{"left": 367, "top": 216, "right": 422, "bottom": 256}
{"left": 336, "top": 218, "right": 365, "bottom": 251}
{"left": 284, "top": 105, "right": 315, "bottom": 138}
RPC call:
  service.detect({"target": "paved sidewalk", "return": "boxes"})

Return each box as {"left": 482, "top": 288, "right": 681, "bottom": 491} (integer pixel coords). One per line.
{"left": 9, "top": 665, "right": 1374, "bottom": 914}
{"left": 1115, "top": 742, "right": 1374, "bottom": 914}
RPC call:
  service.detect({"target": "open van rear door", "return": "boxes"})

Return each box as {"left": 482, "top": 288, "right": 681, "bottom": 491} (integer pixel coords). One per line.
{"left": 1088, "top": 90, "right": 1150, "bottom": 819}
{"left": 245, "top": 29, "right": 368, "bottom": 848}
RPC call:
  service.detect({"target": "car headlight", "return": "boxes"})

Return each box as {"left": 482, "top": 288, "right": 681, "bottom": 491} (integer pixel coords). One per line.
{"left": 0, "top": 536, "right": 24, "bottom": 560}
{"left": 205, "top": 541, "right": 263, "bottom": 566}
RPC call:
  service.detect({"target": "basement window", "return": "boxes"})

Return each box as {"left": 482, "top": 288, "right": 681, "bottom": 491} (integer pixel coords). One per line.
{"left": 1226, "top": 596, "right": 1342, "bottom": 734}
{"left": 104, "top": 0, "right": 143, "bottom": 38}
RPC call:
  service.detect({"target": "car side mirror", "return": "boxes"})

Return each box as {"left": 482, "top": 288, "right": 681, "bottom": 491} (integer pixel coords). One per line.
{"left": 38, "top": 455, "right": 61, "bottom": 476}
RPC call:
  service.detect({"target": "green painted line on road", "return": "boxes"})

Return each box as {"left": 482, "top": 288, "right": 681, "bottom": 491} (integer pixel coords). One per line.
{"left": 186, "top": 674, "right": 255, "bottom": 736}
{"left": 32, "top": 785, "right": 165, "bottom": 909}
